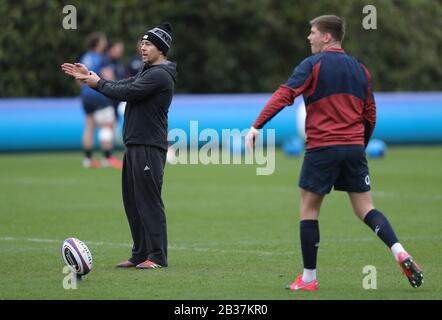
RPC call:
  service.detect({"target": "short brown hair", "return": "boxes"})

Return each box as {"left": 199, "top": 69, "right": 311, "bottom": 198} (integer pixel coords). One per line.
{"left": 310, "top": 15, "right": 346, "bottom": 42}
{"left": 87, "top": 32, "right": 106, "bottom": 50}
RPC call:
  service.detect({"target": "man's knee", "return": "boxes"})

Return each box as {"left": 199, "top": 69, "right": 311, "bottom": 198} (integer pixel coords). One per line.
{"left": 301, "top": 188, "right": 324, "bottom": 204}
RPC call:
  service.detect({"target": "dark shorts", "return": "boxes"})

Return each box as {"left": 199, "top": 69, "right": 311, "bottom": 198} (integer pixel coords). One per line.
{"left": 81, "top": 96, "right": 111, "bottom": 115}
{"left": 298, "top": 144, "right": 371, "bottom": 195}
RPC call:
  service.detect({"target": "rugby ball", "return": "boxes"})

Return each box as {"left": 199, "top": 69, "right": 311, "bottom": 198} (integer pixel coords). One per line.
{"left": 61, "top": 237, "right": 93, "bottom": 275}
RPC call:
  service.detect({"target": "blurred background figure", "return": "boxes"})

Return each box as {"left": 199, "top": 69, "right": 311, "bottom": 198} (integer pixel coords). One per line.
{"left": 126, "top": 41, "right": 143, "bottom": 78}
{"left": 79, "top": 32, "right": 122, "bottom": 169}
{"left": 103, "top": 40, "right": 126, "bottom": 140}
{"left": 105, "top": 41, "right": 126, "bottom": 81}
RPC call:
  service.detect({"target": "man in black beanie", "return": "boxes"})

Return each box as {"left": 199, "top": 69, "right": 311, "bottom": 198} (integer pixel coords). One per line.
{"left": 62, "top": 22, "right": 177, "bottom": 269}
{"left": 142, "top": 23, "right": 173, "bottom": 56}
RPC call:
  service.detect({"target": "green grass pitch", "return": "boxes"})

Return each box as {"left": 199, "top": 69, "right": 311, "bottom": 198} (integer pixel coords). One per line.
{"left": 0, "top": 147, "right": 441, "bottom": 299}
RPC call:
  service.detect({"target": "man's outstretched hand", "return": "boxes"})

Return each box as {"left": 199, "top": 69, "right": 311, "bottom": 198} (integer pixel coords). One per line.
{"left": 61, "top": 63, "right": 89, "bottom": 78}
{"left": 61, "top": 63, "right": 100, "bottom": 88}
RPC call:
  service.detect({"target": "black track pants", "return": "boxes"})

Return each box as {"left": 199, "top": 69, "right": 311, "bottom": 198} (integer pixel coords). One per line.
{"left": 122, "top": 144, "right": 168, "bottom": 267}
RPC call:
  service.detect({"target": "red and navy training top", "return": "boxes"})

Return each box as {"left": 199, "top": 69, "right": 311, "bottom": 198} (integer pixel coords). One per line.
{"left": 252, "top": 47, "right": 376, "bottom": 149}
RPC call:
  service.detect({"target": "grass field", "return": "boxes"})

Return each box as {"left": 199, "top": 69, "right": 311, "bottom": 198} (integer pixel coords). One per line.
{"left": 0, "top": 147, "right": 441, "bottom": 300}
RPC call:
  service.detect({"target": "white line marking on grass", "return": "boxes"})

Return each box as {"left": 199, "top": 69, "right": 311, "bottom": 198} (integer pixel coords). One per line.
{"left": 0, "top": 236, "right": 281, "bottom": 256}
{"left": 1, "top": 235, "right": 440, "bottom": 257}
{"left": 373, "top": 191, "right": 442, "bottom": 201}
{"left": 0, "top": 177, "right": 79, "bottom": 186}
{"left": 0, "top": 236, "right": 131, "bottom": 248}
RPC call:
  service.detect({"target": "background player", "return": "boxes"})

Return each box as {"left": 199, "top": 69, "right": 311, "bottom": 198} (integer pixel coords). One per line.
{"left": 79, "top": 32, "right": 122, "bottom": 169}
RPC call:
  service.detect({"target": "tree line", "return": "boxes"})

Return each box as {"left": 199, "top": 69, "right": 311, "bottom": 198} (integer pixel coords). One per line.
{"left": 0, "top": 0, "right": 440, "bottom": 96}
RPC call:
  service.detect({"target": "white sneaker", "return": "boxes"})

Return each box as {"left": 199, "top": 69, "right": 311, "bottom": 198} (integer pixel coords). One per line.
{"left": 82, "top": 158, "right": 101, "bottom": 168}
{"left": 101, "top": 156, "right": 122, "bottom": 169}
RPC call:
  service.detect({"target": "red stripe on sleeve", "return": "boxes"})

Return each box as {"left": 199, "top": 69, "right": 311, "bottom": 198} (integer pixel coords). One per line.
{"left": 253, "top": 85, "right": 294, "bottom": 129}
{"left": 252, "top": 61, "right": 320, "bottom": 129}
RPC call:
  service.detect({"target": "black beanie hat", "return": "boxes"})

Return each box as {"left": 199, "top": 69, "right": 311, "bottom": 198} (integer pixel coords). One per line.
{"left": 142, "top": 22, "right": 173, "bottom": 55}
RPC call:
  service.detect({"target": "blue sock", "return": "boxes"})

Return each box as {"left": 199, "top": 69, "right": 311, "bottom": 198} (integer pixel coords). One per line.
{"left": 300, "top": 220, "right": 320, "bottom": 269}
{"left": 364, "top": 209, "right": 399, "bottom": 248}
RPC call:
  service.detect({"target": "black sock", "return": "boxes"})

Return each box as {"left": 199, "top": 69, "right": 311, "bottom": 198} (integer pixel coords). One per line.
{"left": 84, "top": 149, "right": 92, "bottom": 159}
{"left": 103, "top": 150, "right": 112, "bottom": 159}
{"left": 300, "top": 220, "right": 320, "bottom": 269}
{"left": 364, "top": 209, "right": 399, "bottom": 248}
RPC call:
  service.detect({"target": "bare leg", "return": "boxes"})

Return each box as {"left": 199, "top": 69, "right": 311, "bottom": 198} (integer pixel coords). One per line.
{"left": 83, "top": 115, "right": 96, "bottom": 151}
{"left": 347, "top": 191, "right": 375, "bottom": 220}
{"left": 300, "top": 188, "right": 325, "bottom": 220}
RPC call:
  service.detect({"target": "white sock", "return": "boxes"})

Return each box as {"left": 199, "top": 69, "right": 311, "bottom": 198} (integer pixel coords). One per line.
{"left": 302, "top": 268, "right": 316, "bottom": 283}
{"left": 391, "top": 242, "right": 407, "bottom": 261}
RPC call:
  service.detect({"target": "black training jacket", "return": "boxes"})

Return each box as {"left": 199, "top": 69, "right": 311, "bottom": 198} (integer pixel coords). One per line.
{"left": 96, "top": 61, "right": 177, "bottom": 151}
